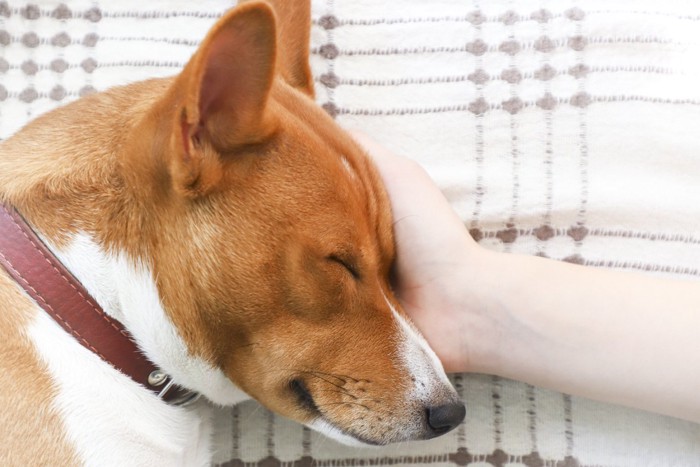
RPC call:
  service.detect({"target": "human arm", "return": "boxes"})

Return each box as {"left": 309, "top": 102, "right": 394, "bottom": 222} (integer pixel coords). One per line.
{"left": 353, "top": 132, "right": 700, "bottom": 424}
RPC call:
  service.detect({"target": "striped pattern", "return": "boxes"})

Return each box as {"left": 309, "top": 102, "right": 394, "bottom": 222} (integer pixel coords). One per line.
{"left": 2, "top": 1, "right": 700, "bottom": 466}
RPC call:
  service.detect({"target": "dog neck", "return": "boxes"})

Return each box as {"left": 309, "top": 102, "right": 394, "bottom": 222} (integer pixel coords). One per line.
{"left": 40, "top": 230, "right": 250, "bottom": 406}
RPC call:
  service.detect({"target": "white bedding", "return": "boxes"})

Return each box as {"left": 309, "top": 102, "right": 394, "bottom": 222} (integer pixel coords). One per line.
{"left": 2, "top": 1, "right": 699, "bottom": 465}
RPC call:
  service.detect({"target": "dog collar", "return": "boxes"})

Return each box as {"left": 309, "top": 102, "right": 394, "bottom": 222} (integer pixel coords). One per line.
{"left": 0, "top": 203, "right": 199, "bottom": 406}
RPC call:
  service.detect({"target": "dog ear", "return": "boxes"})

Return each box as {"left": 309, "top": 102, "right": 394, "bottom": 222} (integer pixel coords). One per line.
{"left": 167, "top": 2, "right": 277, "bottom": 197}
{"left": 243, "top": 0, "right": 315, "bottom": 97}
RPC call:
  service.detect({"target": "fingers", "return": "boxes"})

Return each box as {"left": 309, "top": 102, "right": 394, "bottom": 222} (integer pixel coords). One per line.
{"left": 349, "top": 130, "right": 476, "bottom": 272}
{"left": 349, "top": 130, "right": 458, "bottom": 223}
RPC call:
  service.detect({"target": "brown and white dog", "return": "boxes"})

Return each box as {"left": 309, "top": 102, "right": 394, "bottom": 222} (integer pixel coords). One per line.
{"left": 0, "top": 1, "right": 464, "bottom": 464}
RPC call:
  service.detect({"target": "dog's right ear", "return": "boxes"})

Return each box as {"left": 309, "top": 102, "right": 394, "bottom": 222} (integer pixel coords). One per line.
{"left": 164, "top": 2, "right": 277, "bottom": 197}
{"left": 242, "top": 0, "right": 315, "bottom": 97}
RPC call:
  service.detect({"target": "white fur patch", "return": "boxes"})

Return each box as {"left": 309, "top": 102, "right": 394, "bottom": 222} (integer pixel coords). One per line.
{"left": 28, "top": 309, "right": 214, "bottom": 466}
{"left": 309, "top": 419, "right": 370, "bottom": 447}
{"left": 382, "top": 291, "right": 452, "bottom": 402}
{"left": 47, "top": 232, "right": 250, "bottom": 406}
{"left": 27, "top": 231, "right": 259, "bottom": 462}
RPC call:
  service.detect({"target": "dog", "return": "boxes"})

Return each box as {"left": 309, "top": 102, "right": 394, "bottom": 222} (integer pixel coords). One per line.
{"left": 0, "top": 1, "right": 465, "bottom": 464}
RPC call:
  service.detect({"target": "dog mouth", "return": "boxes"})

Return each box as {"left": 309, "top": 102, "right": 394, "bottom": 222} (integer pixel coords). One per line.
{"left": 287, "top": 377, "right": 465, "bottom": 446}
{"left": 289, "top": 378, "right": 320, "bottom": 415}
{"left": 288, "top": 377, "right": 382, "bottom": 445}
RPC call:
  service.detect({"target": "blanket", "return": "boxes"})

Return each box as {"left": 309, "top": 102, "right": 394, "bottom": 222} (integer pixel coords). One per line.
{"left": 1, "top": 1, "right": 699, "bottom": 465}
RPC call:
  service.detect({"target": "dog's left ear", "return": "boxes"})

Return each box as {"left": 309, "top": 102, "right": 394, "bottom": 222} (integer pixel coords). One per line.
{"left": 165, "top": 2, "right": 277, "bottom": 197}
{"left": 243, "top": 0, "right": 315, "bottom": 97}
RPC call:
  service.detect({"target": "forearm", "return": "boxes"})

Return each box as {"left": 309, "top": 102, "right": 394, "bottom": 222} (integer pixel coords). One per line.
{"left": 352, "top": 132, "right": 700, "bottom": 422}
{"left": 469, "top": 249, "right": 700, "bottom": 423}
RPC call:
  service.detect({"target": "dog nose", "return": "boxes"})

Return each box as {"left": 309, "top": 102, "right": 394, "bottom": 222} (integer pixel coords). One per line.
{"left": 426, "top": 402, "right": 466, "bottom": 436}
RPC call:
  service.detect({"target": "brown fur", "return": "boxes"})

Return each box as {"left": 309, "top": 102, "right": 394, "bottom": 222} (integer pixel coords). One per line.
{"left": 0, "top": 1, "right": 457, "bottom": 456}
{"left": 0, "top": 271, "right": 79, "bottom": 465}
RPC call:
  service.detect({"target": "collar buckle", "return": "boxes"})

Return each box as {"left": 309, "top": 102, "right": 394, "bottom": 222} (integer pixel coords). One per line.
{"left": 150, "top": 370, "right": 201, "bottom": 406}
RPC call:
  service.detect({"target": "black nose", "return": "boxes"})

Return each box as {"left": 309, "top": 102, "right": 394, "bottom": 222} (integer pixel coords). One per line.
{"left": 426, "top": 402, "right": 466, "bottom": 436}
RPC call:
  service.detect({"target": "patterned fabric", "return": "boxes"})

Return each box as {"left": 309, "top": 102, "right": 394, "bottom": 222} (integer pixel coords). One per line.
{"left": 2, "top": 1, "right": 700, "bottom": 466}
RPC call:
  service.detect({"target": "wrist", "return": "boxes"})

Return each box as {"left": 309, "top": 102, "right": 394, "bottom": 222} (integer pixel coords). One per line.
{"left": 434, "top": 245, "right": 508, "bottom": 374}
{"left": 450, "top": 248, "right": 536, "bottom": 377}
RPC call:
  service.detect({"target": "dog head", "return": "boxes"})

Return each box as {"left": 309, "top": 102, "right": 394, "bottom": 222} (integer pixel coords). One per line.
{"left": 126, "top": 1, "right": 464, "bottom": 445}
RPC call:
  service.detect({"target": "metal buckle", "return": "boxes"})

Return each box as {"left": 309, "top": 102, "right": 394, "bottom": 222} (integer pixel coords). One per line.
{"left": 149, "top": 370, "right": 201, "bottom": 407}
{"left": 158, "top": 379, "right": 202, "bottom": 406}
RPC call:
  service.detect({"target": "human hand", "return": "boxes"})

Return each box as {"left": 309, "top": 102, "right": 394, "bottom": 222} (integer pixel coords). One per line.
{"left": 351, "top": 132, "right": 485, "bottom": 372}
{"left": 354, "top": 133, "right": 700, "bottom": 423}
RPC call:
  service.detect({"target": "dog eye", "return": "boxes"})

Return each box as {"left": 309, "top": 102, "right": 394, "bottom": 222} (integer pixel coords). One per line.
{"left": 327, "top": 255, "right": 360, "bottom": 280}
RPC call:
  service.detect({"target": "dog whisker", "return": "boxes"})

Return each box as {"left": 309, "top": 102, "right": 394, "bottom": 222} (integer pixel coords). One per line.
{"left": 309, "top": 389, "right": 383, "bottom": 405}
{"left": 315, "top": 401, "right": 371, "bottom": 411}
{"left": 309, "top": 388, "right": 358, "bottom": 399}
{"left": 300, "top": 369, "right": 363, "bottom": 384}
{"left": 305, "top": 373, "right": 351, "bottom": 393}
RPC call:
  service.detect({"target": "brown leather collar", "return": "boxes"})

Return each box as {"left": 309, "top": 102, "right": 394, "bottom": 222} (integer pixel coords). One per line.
{"left": 0, "top": 202, "right": 198, "bottom": 406}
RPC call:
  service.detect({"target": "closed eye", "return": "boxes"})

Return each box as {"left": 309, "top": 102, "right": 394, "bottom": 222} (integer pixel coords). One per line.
{"left": 327, "top": 255, "right": 360, "bottom": 280}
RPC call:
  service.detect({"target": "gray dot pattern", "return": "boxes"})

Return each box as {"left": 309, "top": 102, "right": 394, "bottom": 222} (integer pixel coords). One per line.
{"left": 535, "top": 64, "right": 556, "bottom": 81}
{"left": 531, "top": 9, "right": 552, "bottom": 23}
{"left": 49, "top": 85, "right": 66, "bottom": 101}
{"left": 318, "top": 15, "right": 338, "bottom": 30}
{"left": 501, "top": 69, "right": 522, "bottom": 84}
{"left": 319, "top": 43, "right": 339, "bottom": 60}
{"left": 466, "top": 39, "right": 487, "bottom": 56}
{"left": 21, "top": 4, "right": 40, "bottom": 20}
{"left": 52, "top": 4, "right": 72, "bottom": 19}
{"left": 51, "top": 32, "right": 71, "bottom": 47}
{"left": 319, "top": 72, "right": 339, "bottom": 88}
{"left": 83, "top": 33, "right": 99, "bottom": 47}
{"left": 81, "top": 58, "right": 97, "bottom": 73}
{"left": 466, "top": 10, "right": 486, "bottom": 26}
{"left": 312, "top": 7, "right": 595, "bottom": 118}
{"left": 85, "top": 7, "right": 102, "bottom": 22}
{"left": 537, "top": 93, "right": 557, "bottom": 110}
{"left": 19, "top": 87, "right": 38, "bottom": 103}
{"left": 79, "top": 85, "right": 96, "bottom": 97}
{"left": 51, "top": 59, "right": 69, "bottom": 73}
{"left": 21, "top": 32, "right": 39, "bottom": 47}
{"left": 0, "top": 2, "right": 102, "bottom": 111}
{"left": 21, "top": 61, "right": 38, "bottom": 75}
{"left": 534, "top": 36, "right": 556, "bottom": 53}
{"left": 468, "top": 69, "right": 489, "bottom": 85}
